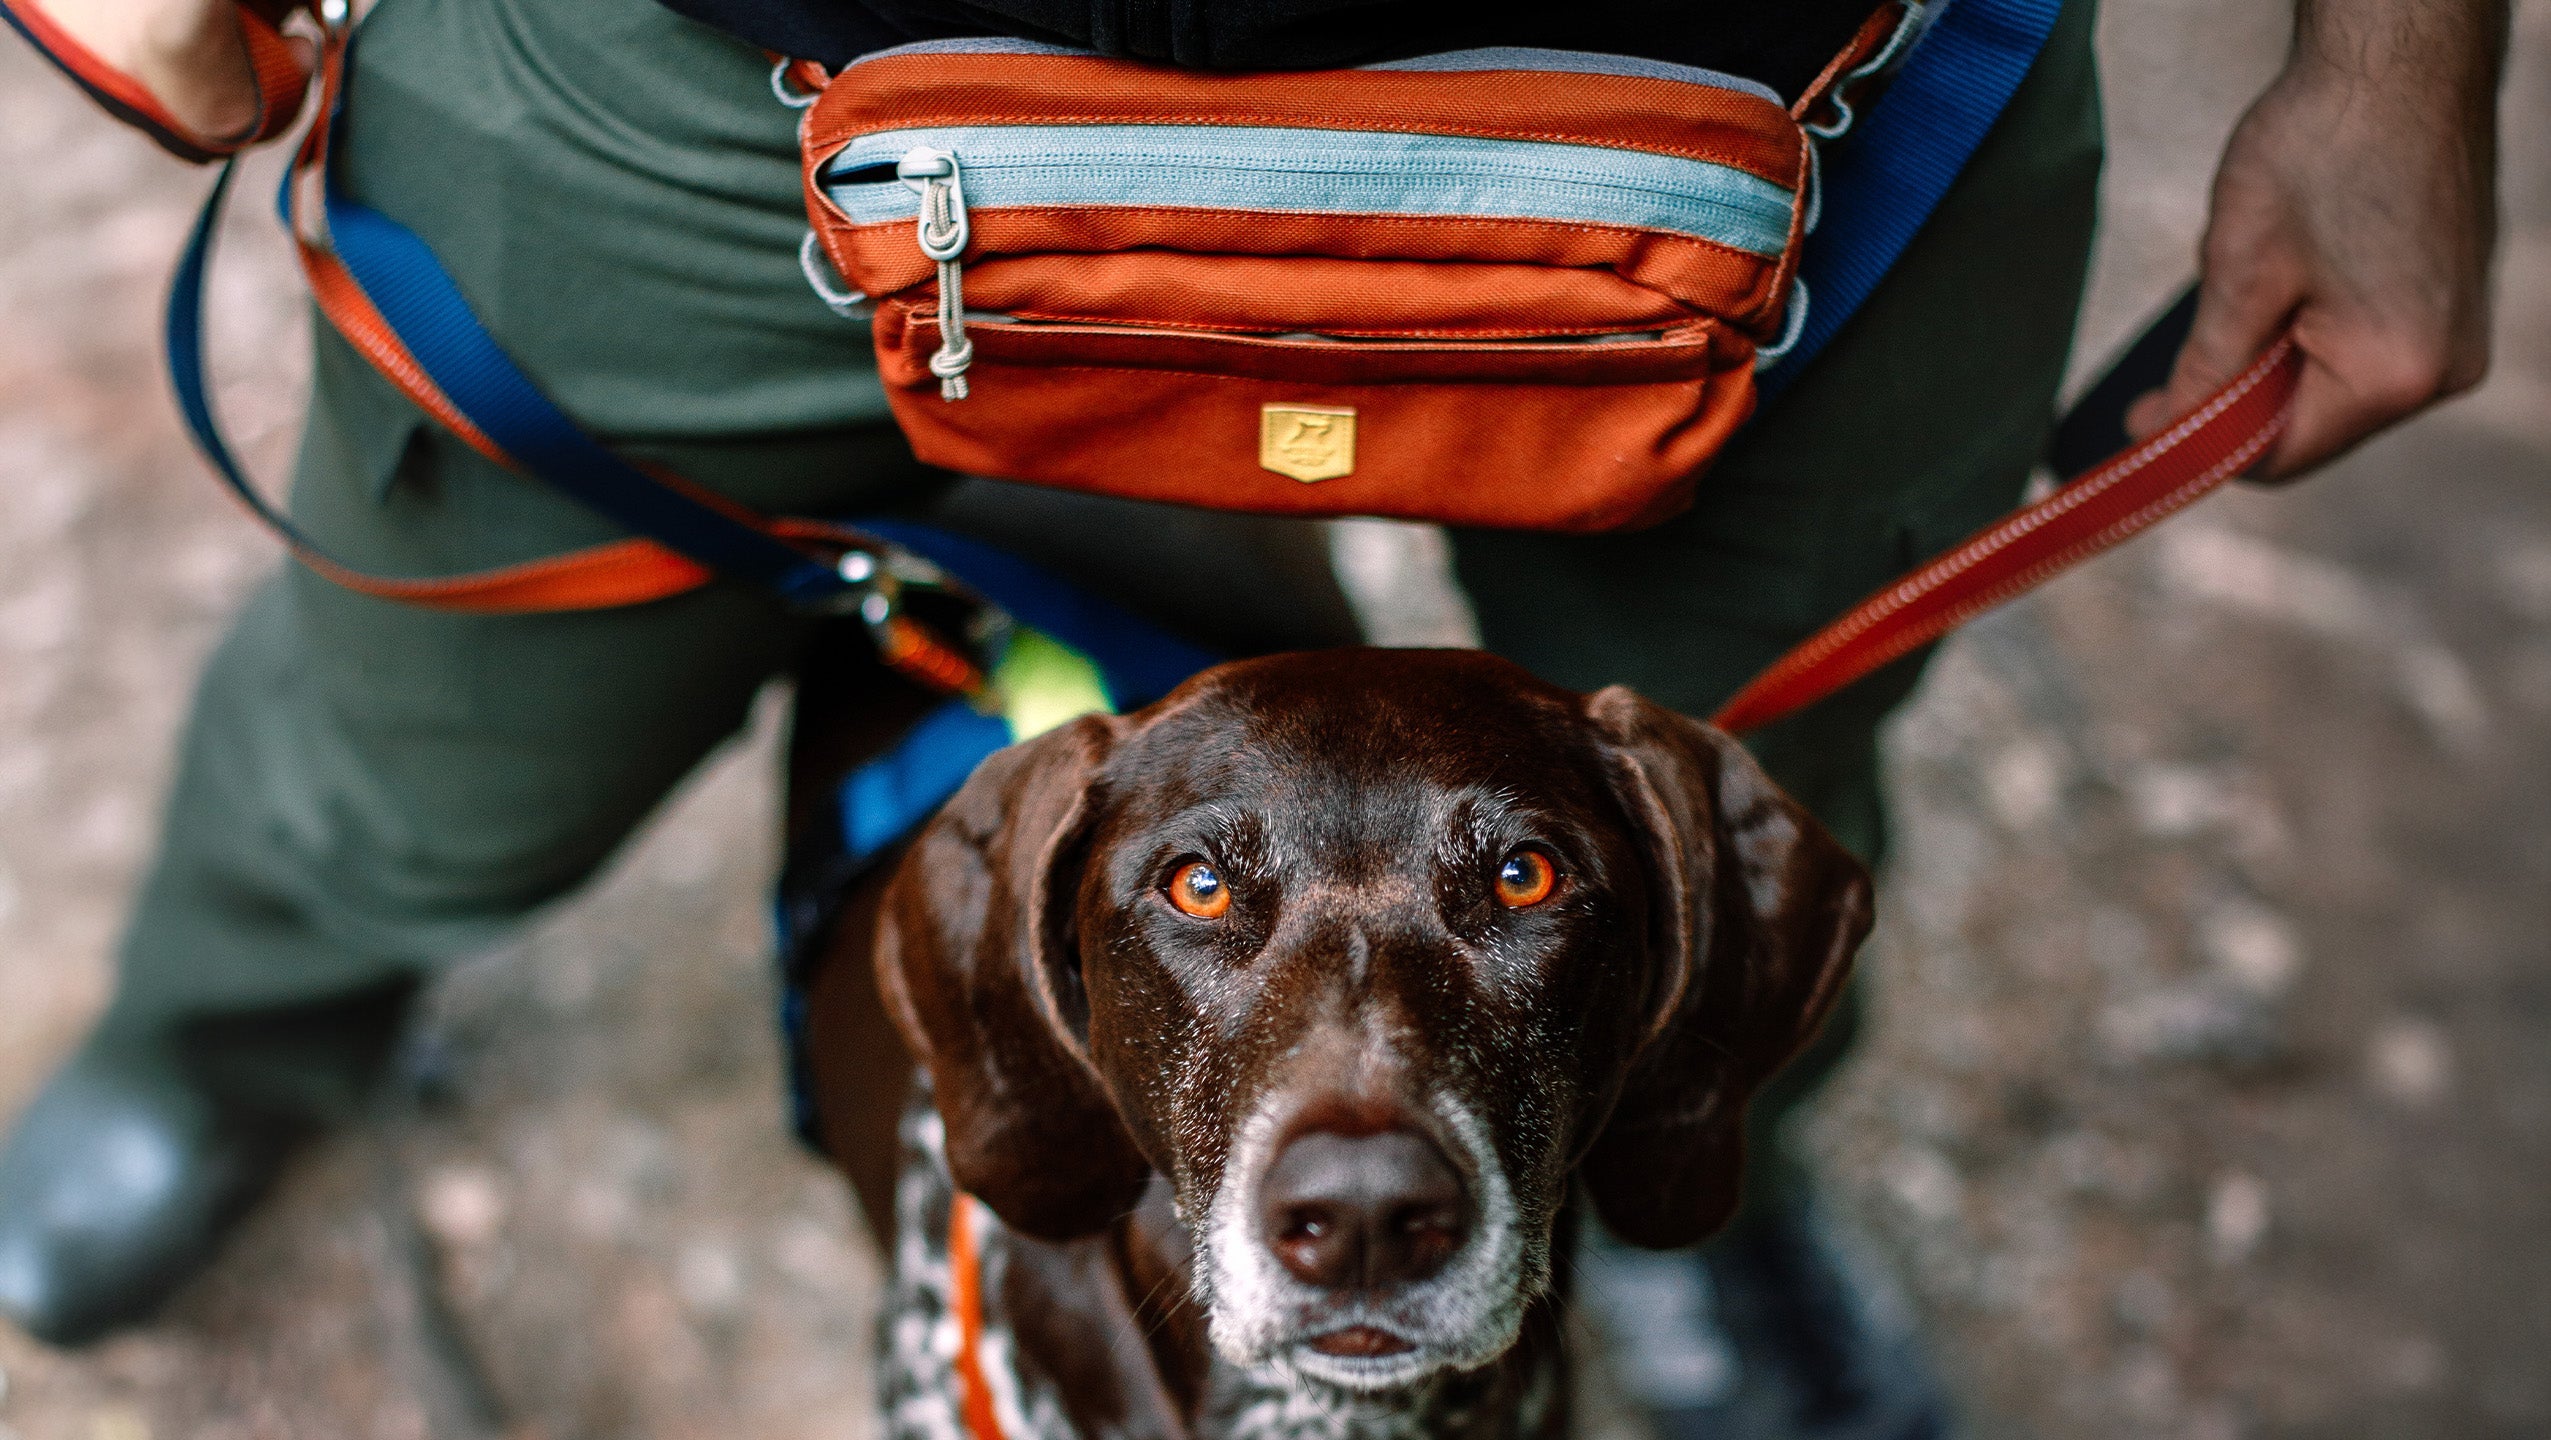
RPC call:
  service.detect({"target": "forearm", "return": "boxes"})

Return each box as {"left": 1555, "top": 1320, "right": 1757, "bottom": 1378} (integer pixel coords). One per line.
{"left": 2290, "top": 0, "right": 2509, "bottom": 186}
{"left": 2291, "top": 0, "right": 2509, "bottom": 97}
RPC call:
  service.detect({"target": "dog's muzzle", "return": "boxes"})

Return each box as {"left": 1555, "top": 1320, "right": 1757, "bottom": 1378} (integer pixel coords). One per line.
{"left": 1201, "top": 1096, "right": 1533, "bottom": 1392}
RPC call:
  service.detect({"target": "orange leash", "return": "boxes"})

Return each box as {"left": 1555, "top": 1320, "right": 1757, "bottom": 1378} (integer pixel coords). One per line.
{"left": 1712, "top": 337, "right": 2302, "bottom": 735}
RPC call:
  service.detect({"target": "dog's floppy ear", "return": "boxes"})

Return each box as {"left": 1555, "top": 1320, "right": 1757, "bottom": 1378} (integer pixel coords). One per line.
{"left": 872, "top": 714, "right": 1151, "bottom": 1241}
{"left": 1579, "top": 687, "right": 1873, "bottom": 1249}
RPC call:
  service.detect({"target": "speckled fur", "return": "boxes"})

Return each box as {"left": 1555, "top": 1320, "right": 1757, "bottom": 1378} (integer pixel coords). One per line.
{"left": 880, "top": 1088, "right": 1559, "bottom": 1440}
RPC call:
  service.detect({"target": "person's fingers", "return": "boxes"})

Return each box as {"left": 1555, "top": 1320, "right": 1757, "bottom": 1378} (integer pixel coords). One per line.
{"left": 2121, "top": 385, "right": 2173, "bottom": 442}
{"left": 2164, "top": 255, "right": 2302, "bottom": 426}
{"left": 2254, "top": 311, "right": 2483, "bottom": 480}
{"left": 2121, "top": 268, "right": 2296, "bottom": 445}
{"left": 2125, "top": 213, "right": 2303, "bottom": 446}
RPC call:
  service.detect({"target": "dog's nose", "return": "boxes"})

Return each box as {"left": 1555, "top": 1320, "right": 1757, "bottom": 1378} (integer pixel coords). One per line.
{"left": 1260, "top": 1129, "right": 1471, "bottom": 1290}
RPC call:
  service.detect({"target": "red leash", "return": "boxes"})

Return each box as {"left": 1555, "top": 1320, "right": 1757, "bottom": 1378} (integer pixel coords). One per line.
{"left": 1711, "top": 337, "right": 2301, "bottom": 735}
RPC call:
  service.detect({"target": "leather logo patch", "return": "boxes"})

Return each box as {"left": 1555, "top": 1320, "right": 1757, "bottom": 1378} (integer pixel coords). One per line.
{"left": 1260, "top": 405, "right": 1357, "bottom": 483}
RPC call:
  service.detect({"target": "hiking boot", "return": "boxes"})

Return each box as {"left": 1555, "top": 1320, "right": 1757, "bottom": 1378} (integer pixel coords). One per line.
{"left": 0, "top": 1046, "right": 300, "bottom": 1346}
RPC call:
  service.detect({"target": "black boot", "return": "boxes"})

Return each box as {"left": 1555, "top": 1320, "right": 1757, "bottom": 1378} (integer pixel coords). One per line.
{"left": 0, "top": 1046, "right": 304, "bottom": 1346}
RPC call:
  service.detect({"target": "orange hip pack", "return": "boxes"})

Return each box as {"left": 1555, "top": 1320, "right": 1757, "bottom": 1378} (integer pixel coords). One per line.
{"left": 794, "top": 21, "right": 1906, "bottom": 533}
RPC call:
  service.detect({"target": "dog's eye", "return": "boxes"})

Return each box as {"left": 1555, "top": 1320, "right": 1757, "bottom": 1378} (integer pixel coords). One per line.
{"left": 1493, "top": 847, "right": 1559, "bottom": 909}
{"left": 1167, "top": 860, "right": 1233, "bottom": 919}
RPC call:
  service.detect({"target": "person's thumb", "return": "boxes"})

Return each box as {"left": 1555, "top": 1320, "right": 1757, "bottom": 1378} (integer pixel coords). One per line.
{"left": 2125, "top": 244, "right": 2302, "bottom": 444}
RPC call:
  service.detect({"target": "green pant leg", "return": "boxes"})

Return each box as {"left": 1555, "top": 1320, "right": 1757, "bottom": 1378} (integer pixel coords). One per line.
{"left": 90, "top": 0, "right": 949, "bottom": 1118}
{"left": 1454, "top": 0, "right": 2106, "bottom": 1210}
{"left": 94, "top": 342, "right": 942, "bottom": 1122}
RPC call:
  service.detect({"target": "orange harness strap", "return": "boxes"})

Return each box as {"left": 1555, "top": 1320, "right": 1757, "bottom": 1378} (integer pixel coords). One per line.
{"left": 0, "top": 0, "right": 311, "bottom": 163}
{"left": 948, "top": 1193, "right": 1010, "bottom": 1440}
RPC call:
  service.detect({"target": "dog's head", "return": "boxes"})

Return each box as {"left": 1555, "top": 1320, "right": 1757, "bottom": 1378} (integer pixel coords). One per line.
{"left": 869, "top": 650, "right": 1868, "bottom": 1392}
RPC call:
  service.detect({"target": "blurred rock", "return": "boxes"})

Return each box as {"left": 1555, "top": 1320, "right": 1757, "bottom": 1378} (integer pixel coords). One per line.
{"left": 417, "top": 1165, "right": 508, "bottom": 1250}
{"left": 2365, "top": 1017, "right": 2455, "bottom": 1110}
{"left": 2206, "top": 1174, "right": 2270, "bottom": 1265}
{"left": 2198, "top": 898, "right": 2303, "bottom": 997}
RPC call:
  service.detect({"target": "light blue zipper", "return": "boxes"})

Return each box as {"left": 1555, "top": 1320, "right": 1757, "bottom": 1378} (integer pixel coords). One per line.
{"left": 822, "top": 124, "right": 1797, "bottom": 259}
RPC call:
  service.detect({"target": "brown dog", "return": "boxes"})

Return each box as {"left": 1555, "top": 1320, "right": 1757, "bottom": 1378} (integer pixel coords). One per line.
{"left": 795, "top": 648, "right": 1870, "bottom": 1440}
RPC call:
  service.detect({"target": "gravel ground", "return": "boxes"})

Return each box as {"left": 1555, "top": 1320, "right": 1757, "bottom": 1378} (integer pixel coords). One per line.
{"left": 2, "top": 2, "right": 2546, "bottom": 1436}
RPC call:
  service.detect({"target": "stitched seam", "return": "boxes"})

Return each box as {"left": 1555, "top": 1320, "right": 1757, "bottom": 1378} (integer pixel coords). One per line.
{"left": 902, "top": 309, "right": 1721, "bottom": 355}
{"left": 988, "top": 307, "right": 1704, "bottom": 340}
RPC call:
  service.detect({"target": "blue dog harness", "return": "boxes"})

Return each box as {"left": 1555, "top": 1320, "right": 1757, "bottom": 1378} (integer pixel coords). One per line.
{"left": 769, "top": 522, "right": 1219, "bottom": 1143}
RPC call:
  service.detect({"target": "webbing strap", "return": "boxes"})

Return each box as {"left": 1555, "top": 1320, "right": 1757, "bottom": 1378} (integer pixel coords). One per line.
{"left": 0, "top": 0, "right": 310, "bottom": 164}
{"left": 1759, "top": 0, "right": 2067, "bottom": 395}
{"left": 1713, "top": 336, "right": 2300, "bottom": 734}
{"left": 947, "top": 1194, "right": 1007, "bottom": 1440}
{"left": 163, "top": 22, "right": 862, "bottom": 613}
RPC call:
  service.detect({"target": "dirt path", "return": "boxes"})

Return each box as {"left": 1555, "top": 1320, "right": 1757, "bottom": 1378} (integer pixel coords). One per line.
{"left": 2, "top": 4, "right": 2545, "bottom": 1437}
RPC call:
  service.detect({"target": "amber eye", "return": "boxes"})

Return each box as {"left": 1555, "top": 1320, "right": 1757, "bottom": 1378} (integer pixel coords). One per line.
{"left": 1167, "top": 861, "right": 1232, "bottom": 919}
{"left": 1494, "top": 848, "right": 1558, "bottom": 909}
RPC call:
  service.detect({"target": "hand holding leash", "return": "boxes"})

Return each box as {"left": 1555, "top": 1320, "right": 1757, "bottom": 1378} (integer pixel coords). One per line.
{"left": 2126, "top": 0, "right": 2504, "bottom": 479}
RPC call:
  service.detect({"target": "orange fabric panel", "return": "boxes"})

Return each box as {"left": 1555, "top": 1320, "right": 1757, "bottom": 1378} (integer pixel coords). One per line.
{"left": 787, "top": 42, "right": 1809, "bottom": 536}
{"left": 873, "top": 318, "right": 1756, "bottom": 533}
{"left": 807, "top": 54, "right": 1805, "bottom": 184}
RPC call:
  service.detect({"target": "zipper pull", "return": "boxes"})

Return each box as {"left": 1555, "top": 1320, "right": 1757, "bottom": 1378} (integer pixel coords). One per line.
{"left": 898, "top": 147, "right": 973, "bottom": 401}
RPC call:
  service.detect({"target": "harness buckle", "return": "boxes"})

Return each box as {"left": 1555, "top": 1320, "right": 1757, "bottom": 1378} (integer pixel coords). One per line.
{"left": 796, "top": 542, "right": 1011, "bottom": 703}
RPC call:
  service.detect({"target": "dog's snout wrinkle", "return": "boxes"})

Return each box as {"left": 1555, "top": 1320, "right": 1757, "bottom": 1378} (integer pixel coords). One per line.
{"left": 1258, "top": 1128, "right": 1472, "bottom": 1292}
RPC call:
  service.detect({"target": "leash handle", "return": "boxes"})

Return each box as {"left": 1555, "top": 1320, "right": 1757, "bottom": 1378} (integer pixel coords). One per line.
{"left": 164, "top": 20, "right": 802, "bottom": 610}
{"left": 1711, "top": 332, "right": 2300, "bottom": 735}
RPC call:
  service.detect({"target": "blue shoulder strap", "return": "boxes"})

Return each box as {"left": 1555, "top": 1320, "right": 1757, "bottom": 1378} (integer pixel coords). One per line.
{"left": 1758, "top": 0, "right": 2067, "bottom": 398}
{"left": 163, "top": 25, "right": 859, "bottom": 610}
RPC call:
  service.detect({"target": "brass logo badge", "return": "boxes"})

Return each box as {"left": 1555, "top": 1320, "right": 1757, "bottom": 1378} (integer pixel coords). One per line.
{"left": 1259, "top": 405, "right": 1357, "bottom": 483}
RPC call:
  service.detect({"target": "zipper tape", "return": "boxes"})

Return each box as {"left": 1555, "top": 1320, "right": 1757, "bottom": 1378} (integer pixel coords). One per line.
{"left": 823, "top": 124, "right": 1798, "bottom": 259}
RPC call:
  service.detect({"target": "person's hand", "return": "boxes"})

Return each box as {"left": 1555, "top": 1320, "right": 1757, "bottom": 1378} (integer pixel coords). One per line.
{"left": 36, "top": 0, "right": 308, "bottom": 142}
{"left": 2126, "top": 0, "right": 2508, "bottom": 481}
